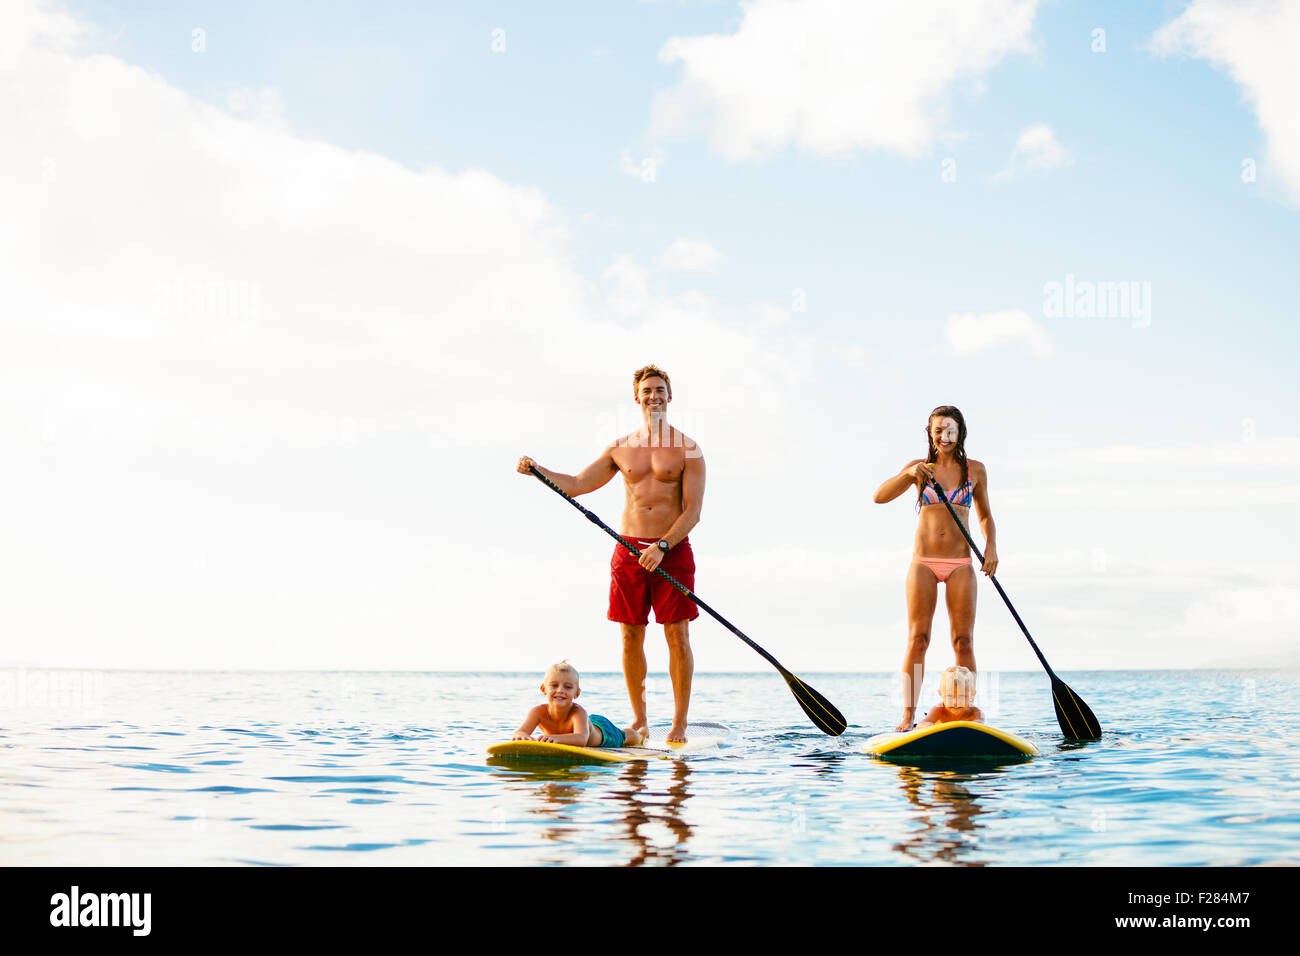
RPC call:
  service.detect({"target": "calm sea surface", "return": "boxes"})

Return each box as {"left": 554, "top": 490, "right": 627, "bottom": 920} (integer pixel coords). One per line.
{"left": 1, "top": 668, "right": 1296, "bottom": 866}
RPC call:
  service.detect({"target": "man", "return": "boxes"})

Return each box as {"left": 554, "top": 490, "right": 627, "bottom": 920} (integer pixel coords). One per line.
{"left": 517, "top": 365, "right": 705, "bottom": 743}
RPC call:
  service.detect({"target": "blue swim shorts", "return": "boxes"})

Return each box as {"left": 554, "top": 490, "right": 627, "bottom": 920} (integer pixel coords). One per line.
{"left": 588, "top": 714, "right": 625, "bottom": 749}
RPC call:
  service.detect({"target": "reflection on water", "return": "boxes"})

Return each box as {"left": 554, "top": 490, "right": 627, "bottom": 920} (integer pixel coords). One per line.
{"left": 1, "top": 669, "right": 1297, "bottom": 865}
{"left": 492, "top": 760, "right": 696, "bottom": 866}
{"left": 865, "top": 749, "right": 1044, "bottom": 863}
{"left": 611, "top": 762, "right": 693, "bottom": 867}
{"left": 884, "top": 765, "right": 999, "bottom": 865}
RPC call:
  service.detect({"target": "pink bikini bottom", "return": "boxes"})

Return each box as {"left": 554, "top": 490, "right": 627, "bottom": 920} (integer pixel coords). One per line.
{"left": 914, "top": 556, "right": 973, "bottom": 583}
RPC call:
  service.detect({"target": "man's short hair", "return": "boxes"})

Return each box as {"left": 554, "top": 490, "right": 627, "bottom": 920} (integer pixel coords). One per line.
{"left": 632, "top": 364, "right": 672, "bottom": 400}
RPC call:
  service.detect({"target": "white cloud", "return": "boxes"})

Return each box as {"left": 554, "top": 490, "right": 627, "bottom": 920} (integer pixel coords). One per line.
{"left": 652, "top": 0, "right": 1039, "bottom": 160}
{"left": 754, "top": 302, "right": 790, "bottom": 328}
{"left": 839, "top": 345, "right": 868, "bottom": 367}
{"left": 1151, "top": 0, "right": 1300, "bottom": 206}
{"left": 996, "top": 436, "right": 1300, "bottom": 509}
{"left": 1003, "top": 436, "right": 1300, "bottom": 475}
{"left": 1014, "top": 123, "right": 1067, "bottom": 169}
{"left": 602, "top": 256, "right": 650, "bottom": 316}
{"left": 226, "top": 87, "right": 288, "bottom": 130}
{"left": 0, "top": 0, "right": 82, "bottom": 61}
{"left": 4, "top": 0, "right": 1291, "bottom": 676}
{"left": 984, "top": 436, "right": 1300, "bottom": 668}
{"left": 945, "top": 309, "right": 1053, "bottom": 357}
{"left": 618, "top": 146, "right": 665, "bottom": 182}
{"left": 994, "top": 122, "right": 1069, "bottom": 179}
{"left": 1000, "top": 483, "right": 1300, "bottom": 510}
{"left": 659, "top": 238, "right": 722, "bottom": 273}
{"left": 0, "top": 1, "right": 825, "bottom": 670}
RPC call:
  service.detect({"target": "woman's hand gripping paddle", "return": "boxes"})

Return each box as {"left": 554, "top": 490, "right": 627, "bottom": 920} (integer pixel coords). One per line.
{"left": 927, "top": 475, "right": 1101, "bottom": 740}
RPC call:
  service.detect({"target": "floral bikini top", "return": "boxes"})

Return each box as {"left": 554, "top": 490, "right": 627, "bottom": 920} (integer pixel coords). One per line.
{"left": 919, "top": 472, "right": 974, "bottom": 508}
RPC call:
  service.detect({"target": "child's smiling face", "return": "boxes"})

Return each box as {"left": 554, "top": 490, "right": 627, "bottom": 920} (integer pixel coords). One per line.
{"left": 939, "top": 668, "right": 975, "bottom": 709}
{"left": 541, "top": 669, "right": 579, "bottom": 709}
{"left": 941, "top": 684, "right": 971, "bottom": 709}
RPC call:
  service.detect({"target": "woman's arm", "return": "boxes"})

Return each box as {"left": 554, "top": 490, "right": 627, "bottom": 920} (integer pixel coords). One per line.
{"left": 970, "top": 461, "right": 998, "bottom": 575}
{"left": 874, "top": 460, "right": 926, "bottom": 504}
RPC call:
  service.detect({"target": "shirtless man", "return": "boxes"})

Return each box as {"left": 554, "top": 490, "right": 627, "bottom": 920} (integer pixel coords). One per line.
{"left": 517, "top": 365, "right": 704, "bottom": 743}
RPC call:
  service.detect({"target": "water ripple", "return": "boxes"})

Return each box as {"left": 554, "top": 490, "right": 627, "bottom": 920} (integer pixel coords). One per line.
{"left": 0, "top": 668, "right": 1295, "bottom": 866}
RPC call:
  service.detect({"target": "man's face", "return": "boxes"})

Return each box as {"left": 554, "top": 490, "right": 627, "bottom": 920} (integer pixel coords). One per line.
{"left": 636, "top": 376, "right": 670, "bottom": 416}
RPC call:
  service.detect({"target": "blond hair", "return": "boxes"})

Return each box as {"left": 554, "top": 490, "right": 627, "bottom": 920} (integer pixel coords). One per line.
{"left": 939, "top": 665, "right": 976, "bottom": 700}
{"left": 544, "top": 660, "right": 580, "bottom": 685}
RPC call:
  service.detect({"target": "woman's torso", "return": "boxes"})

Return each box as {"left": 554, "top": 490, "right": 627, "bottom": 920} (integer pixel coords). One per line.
{"left": 912, "top": 459, "right": 977, "bottom": 558}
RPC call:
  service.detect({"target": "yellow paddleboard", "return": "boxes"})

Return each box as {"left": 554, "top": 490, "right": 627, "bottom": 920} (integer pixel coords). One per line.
{"left": 488, "top": 722, "right": 729, "bottom": 764}
{"left": 862, "top": 720, "right": 1038, "bottom": 758}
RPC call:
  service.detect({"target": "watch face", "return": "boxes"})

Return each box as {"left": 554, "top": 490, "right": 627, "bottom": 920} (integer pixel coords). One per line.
{"left": 658, "top": 540, "right": 669, "bottom": 552}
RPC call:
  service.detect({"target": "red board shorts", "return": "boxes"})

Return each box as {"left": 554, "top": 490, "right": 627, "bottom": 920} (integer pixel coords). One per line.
{"left": 608, "top": 536, "right": 700, "bottom": 626}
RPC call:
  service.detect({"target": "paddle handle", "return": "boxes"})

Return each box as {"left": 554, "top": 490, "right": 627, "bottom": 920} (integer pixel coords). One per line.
{"left": 927, "top": 475, "right": 1057, "bottom": 681}
{"left": 526, "top": 464, "right": 792, "bottom": 677}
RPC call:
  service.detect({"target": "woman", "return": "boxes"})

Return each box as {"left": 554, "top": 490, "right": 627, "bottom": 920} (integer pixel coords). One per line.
{"left": 874, "top": 406, "right": 997, "bottom": 731}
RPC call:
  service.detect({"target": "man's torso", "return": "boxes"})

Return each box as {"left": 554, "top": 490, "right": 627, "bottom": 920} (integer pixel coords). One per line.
{"left": 610, "top": 426, "right": 696, "bottom": 538}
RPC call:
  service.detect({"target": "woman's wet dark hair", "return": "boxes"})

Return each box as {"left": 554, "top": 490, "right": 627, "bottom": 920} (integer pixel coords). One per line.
{"left": 917, "top": 405, "right": 969, "bottom": 508}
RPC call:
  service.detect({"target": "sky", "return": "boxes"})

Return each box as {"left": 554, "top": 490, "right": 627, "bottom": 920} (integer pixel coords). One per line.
{"left": 1, "top": 0, "right": 1297, "bottom": 675}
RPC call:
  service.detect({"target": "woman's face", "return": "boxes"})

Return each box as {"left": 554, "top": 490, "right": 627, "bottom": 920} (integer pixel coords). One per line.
{"left": 930, "top": 416, "right": 959, "bottom": 452}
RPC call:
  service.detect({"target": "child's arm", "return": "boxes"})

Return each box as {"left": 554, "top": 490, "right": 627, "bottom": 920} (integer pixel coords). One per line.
{"left": 512, "top": 705, "right": 545, "bottom": 740}
{"left": 916, "top": 705, "right": 947, "bottom": 729}
{"left": 537, "top": 706, "right": 591, "bottom": 746}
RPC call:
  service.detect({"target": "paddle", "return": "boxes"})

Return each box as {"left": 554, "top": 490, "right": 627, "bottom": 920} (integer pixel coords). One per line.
{"left": 525, "top": 463, "right": 847, "bottom": 737}
{"left": 927, "top": 474, "right": 1101, "bottom": 740}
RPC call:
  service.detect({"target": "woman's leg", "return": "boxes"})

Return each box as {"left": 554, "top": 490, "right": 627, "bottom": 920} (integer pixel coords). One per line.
{"left": 900, "top": 561, "right": 939, "bottom": 731}
{"left": 945, "top": 563, "right": 978, "bottom": 672}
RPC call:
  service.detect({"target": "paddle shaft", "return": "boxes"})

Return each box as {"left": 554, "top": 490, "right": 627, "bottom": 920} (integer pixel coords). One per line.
{"left": 527, "top": 465, "right": 794, "bottom": 678}
{"left": 926, "top": 474, "right": 1058, "bottom": 681}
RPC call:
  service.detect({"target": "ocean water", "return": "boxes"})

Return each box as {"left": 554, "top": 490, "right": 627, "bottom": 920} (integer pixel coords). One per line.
{"left": 1, "top": 668, "right": 1296, "bottom": 866}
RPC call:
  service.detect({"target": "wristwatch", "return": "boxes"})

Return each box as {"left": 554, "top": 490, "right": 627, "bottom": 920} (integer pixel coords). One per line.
{"left": 656, "top": 540, "right": 670, "bottom": 554}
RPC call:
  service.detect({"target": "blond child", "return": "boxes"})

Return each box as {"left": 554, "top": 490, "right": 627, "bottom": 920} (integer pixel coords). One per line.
{"left": 917, "top": 665, "right": 984, "bottom": 728}
{"left": 512, "top": 662, "right": 645, "bottom": 748}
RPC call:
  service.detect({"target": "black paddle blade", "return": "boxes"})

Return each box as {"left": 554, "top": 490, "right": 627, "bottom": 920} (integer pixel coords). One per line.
{"left": 784, "top": 673, "right": 847, "bottom": 737}
{"left": 1051, "top": 677, "right": 1101, "bottom": 740}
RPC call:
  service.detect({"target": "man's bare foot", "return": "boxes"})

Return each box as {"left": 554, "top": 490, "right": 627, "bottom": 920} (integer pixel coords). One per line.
{"left": 630, "top": 723, "right": 649, "bottom": 744}
{"left": 895, "top": 710, "right": 915, "bottom": 732}
{"left": 666, "top": 723, "right": 688, "bottom": 744}
{"left": 623, "top": 726, "right": 645, "bottom": 747}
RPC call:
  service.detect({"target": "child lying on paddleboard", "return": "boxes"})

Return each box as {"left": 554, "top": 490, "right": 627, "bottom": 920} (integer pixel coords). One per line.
{"left": 917, "top": 665, "right": 984, "bottom": 727}
{"left": 512, "top": 661, "right": 645, "bottom": 748}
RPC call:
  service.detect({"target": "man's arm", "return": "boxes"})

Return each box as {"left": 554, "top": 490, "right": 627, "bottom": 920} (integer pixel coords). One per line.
{"left": 636, "top": 446, "right": 705, "bottom": 571}
{"left": 660, "top": 446, "right": 705, "bottom": 550}
{"left": 518, "top": 447, "right": 619, "bottom": 497}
